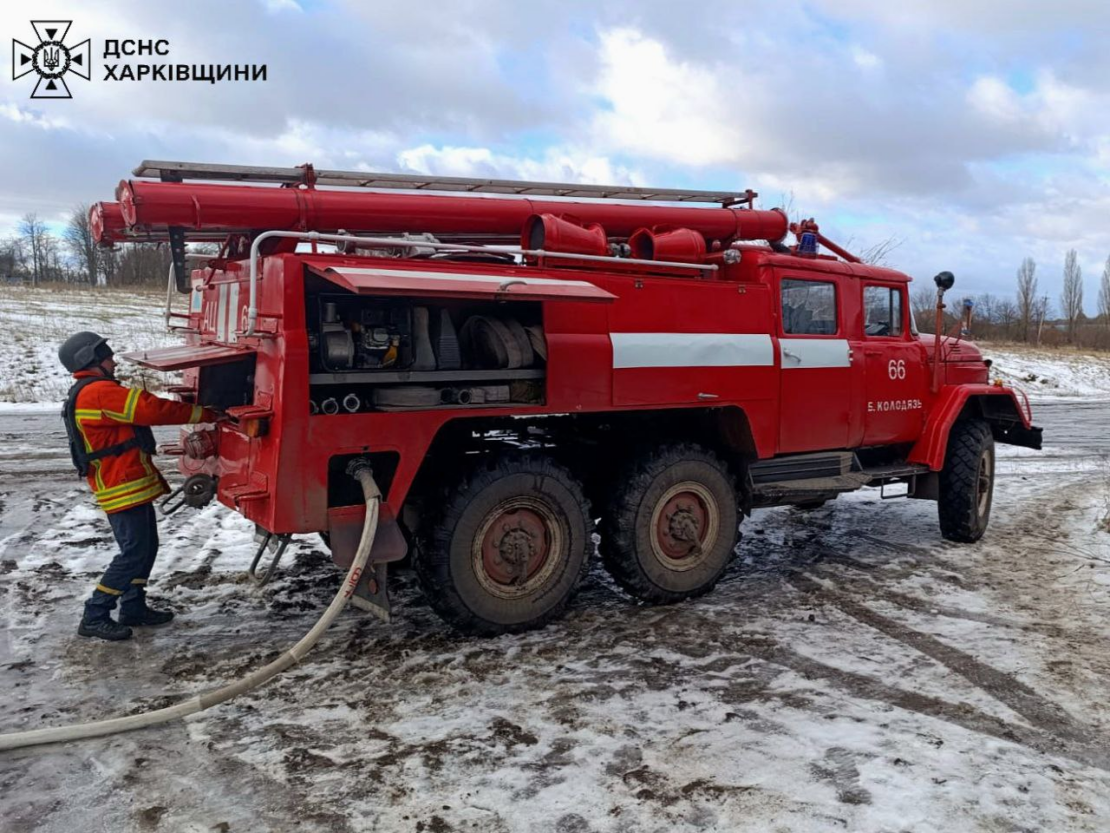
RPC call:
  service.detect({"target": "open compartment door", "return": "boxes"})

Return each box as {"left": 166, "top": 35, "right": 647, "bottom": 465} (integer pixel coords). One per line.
{"left": 120, "top": 343, "right": 257, "bottom": 371}
{"left": 305, "top": 262, "right": 616, "bottom": 303}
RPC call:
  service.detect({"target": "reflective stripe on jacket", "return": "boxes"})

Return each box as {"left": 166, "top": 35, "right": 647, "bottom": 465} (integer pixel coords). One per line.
{"left": 71, "top": 371, "right": 214, "bottom": 514}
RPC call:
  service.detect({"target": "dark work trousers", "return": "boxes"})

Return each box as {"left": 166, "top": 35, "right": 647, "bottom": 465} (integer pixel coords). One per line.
{"left": 83, "top": 502, "right": 160, "bottom": 622}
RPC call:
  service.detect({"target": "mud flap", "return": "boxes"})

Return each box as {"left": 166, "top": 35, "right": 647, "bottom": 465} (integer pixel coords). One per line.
{"left": 910, "top": 471, "right": 939, "bottom": 501}
{"left": 350, "top": 562, "right": 391, "bottom": 623}
{"left": 327, "top": 504, "right": 407, "bottom": 623}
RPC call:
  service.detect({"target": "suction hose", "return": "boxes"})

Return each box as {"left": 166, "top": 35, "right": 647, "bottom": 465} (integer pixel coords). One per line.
{"left": 0, "top": 461, "right": 381, "bottom": 752}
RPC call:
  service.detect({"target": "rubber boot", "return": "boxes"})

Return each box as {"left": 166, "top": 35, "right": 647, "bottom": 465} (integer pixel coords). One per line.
{"left": 119, "top": 604, "right": 175, "bottom": 627}
{"left": 78, "top": 617, "right": 133, "bottom": 641}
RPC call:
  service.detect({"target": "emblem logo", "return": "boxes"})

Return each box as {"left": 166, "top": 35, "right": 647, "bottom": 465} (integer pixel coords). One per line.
{"left": 12, "top": 21, "right": 91, "bottom": 99}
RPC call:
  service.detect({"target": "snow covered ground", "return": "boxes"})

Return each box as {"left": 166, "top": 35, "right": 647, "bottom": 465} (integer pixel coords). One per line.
{"left": 1, "top": 287, "right": 1110, "bottom": 831}
{"left": 1, "top": 410, "right": 1108, "bottom": 832}
{"left": 982, "top": 343, "right": 1110, "bottom": 401}
{"left": 0, "top": 285, "right": 176, "bottom": 408}
{"left": 0, "top": 412, "right": 1109, "bottom": 831}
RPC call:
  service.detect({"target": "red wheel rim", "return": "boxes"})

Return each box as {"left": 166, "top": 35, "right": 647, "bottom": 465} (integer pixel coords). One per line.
{"left": 649, "top": 482, "right": 720, "bottom": 571}
{"left": 473, "top": 499, "right": 563, "bottom": 598}
{"left": 655, "top": 491, "right": 708, "bottom": 559}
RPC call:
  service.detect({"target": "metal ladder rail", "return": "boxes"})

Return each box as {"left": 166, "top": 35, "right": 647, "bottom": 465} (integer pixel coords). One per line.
{"left": 131, "top": 159, "right": 758, "bottom": 206}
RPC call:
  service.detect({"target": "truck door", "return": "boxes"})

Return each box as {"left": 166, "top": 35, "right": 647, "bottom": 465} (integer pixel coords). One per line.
{"left": 777, "top": 275, "right": 851, "bottom": 452}
{"left": 858, "top": 283, "right": 927, "bottom": 445}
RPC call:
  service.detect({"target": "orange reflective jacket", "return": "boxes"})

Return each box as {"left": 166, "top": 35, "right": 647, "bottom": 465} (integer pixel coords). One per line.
{"left": 71, "top": 371, "right": 215, "bottom": 514}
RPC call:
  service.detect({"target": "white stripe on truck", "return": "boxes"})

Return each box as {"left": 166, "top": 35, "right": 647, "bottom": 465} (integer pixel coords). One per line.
{"left": 779, "top": 338, "right": 851, "bottom": 369}
{"left": 610, "top": 333, "right": 774, "bottom": 369}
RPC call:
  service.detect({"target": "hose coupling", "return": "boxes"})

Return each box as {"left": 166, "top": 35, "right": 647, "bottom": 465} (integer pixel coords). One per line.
{"left": 345, "top": 458, "right": 381, "bottom": 498}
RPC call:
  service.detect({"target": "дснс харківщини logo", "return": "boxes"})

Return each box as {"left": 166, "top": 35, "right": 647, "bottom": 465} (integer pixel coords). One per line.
{"left": 12, "top": 21, "right": 91, "bottom": 99}
{"left": 13, "top": 27, "right": 265, "bottom": 93}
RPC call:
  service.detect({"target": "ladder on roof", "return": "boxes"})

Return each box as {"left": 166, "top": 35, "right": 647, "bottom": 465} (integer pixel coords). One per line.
{"left": 132, "top": 160, "right": 758, "bottom": 207}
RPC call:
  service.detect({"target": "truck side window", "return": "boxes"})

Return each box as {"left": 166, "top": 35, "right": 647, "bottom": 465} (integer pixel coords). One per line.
{"left": 781, "top": 279, "right": 837, "bottom": 335}
{"left": 863, "top": 285, "right": 903, "bottom": 337}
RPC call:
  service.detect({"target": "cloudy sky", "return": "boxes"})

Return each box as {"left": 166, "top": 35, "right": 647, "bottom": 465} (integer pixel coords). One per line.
{"left": 2, "top": 0, "right": 1109, "bottom": 305}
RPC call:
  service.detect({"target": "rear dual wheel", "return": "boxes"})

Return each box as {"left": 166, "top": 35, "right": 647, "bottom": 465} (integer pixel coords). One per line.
{"left": 416, "top": 454, "right": 592, "bottom": 635}
{"left": 600, "top": 445, "right": 740, "bottom": 604}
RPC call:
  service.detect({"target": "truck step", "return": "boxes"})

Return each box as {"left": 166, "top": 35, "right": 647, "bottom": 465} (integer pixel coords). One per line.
{"left": 751, "top": 472, "right": 870, "bottom": 503}
{"left": 859, "top": 463, "right": 931, "bottom": 484}
{"left": 749, "top": 452, "right": 854, "bottom": 485}
{"left": 750, "top": 459, "right": 932, "bottom": 506}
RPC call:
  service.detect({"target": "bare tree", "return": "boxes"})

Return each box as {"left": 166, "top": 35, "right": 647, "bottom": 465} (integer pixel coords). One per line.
{"left": 0, "top": 236, "right": 24, "bottom": 279}
{"left": 964, "top": 293, "right": 998, "bottom": 340}
{"left": 1016, "top": 257, "right": 1037, "bottom": 342}
{"left": 856, "top": 235, "right": 904, "bottom": 267}
{"left": 911, "top": 283, "right": 935, "bottom": 332}
{"left": 43, "top": 234, "right": 64, "bottom": 282}
{"left": 777, "top": 190, "right": 797, "bottom": 225}
{"left": 112, "top": 243, "right": 171, "bottom": 287}
{"left": 1098, "top": 254, "right": 1110, "bottom": 327}
{"left": 974, "top": 293, "right": 997, "bottom": 324}
{"left": 1060, "top": 249, "right": 1084, "bottom": 343}
{"left": 18, "top": 213, "right": 47, "bottom": 288}
{"left": 99, "top": 246, "right": 119, "bottom": 286}
{"left": 63, "top": 204, "right": 98, "bottom": 285}
{"left": 996, "top": 298, "right": 1018, "bottom": 339}
{"left": 837, "top": 231, "right": 903, "bottom": 267}
{"left": 1034, "top": 295, "right": 1052, "bottom": 345}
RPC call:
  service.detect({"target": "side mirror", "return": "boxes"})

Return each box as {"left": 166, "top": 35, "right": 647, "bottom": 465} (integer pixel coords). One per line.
{"left": 933, "top": 271, "right": 955, "bottom": 292}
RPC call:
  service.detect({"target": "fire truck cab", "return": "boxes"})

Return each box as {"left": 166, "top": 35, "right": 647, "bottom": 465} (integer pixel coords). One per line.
{"left": 103, "top": 161, "right": 1041, "bottom": 635}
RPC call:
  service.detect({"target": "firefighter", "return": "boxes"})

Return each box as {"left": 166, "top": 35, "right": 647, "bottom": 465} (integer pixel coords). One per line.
{"left": 58, "top": 331, "right": 220, "bottom": 642}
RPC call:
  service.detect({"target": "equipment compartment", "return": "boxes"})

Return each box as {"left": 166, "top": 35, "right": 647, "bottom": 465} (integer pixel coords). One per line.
{"left": 304, "top": 290, "right": 546, "bottom": 414}
{"left": 198, "top": 355, "right": 257, "bottom": 410}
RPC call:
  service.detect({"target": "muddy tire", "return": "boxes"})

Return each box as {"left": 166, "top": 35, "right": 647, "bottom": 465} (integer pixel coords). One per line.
{"left": 416, "top": 454, "right": 592, "bottom": 635}
{"left": 938, "top": 419, "right": 995, "bottom": 543}
{"left": 600, "top": 444, "right": 739, "bottom": 604}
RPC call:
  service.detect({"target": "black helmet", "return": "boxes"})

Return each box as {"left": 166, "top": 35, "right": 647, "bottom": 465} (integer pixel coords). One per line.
{"left": 59, "top": 331, "right": 113, "bottom": 373}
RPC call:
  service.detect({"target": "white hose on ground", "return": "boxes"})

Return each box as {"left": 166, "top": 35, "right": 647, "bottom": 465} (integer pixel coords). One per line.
{"left": 0, "top": 463, "right": 381, "bottom": 752}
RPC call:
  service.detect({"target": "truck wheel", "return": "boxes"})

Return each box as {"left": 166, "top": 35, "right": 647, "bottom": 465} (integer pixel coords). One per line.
{"left": 600, "top": 445, "right": 739, "bottom": 604}
{"left": 938, "top": 420, "right": 995, "bottom": 543}
{"left": 416, "top": 454, "right": 592, "bottom": 635}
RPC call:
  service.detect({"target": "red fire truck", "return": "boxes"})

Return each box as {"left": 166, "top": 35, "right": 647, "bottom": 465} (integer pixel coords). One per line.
{"left": 94, "top": 161, "right": 1041, "bottom": 635}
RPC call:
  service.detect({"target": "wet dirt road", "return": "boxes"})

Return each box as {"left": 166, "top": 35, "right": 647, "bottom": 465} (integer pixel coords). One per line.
{"left": 1028, "top": 399, "right": 1110, "bottom": 450}
{"left": 1, "top": 401, "right": 1109, "bottom": 832}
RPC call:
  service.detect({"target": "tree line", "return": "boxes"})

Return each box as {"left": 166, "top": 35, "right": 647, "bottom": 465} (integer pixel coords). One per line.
{"left": 911, "top": 250, "right": 1110, "bottom": 350}
{"left": 1, "top": 206, "right": 170, "bottom": 288}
